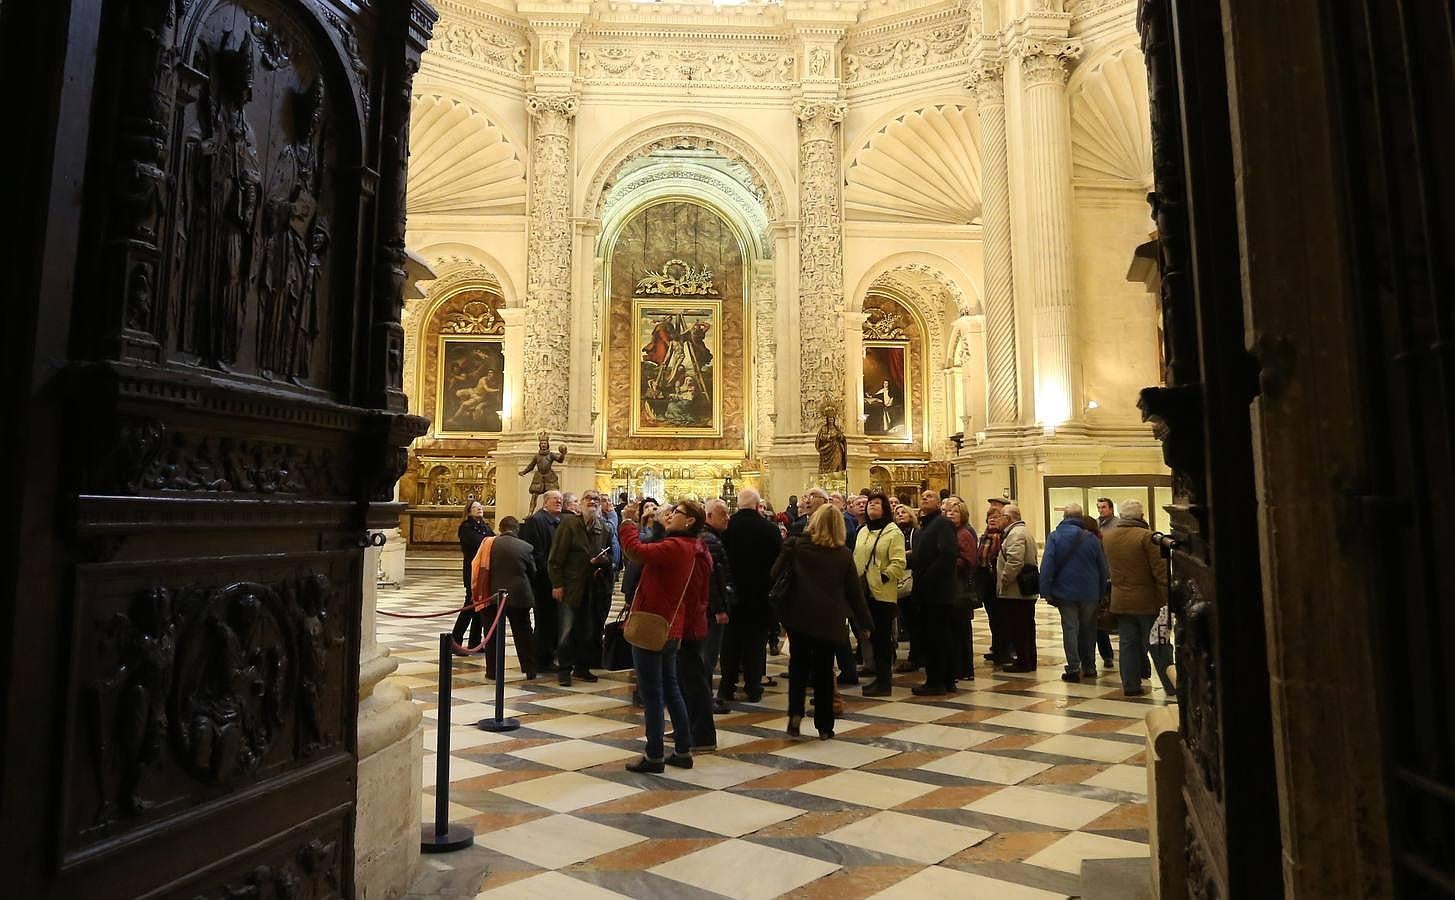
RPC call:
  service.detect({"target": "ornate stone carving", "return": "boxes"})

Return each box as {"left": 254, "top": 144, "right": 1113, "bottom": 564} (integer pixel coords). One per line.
{"left": 843, "top": 20, "right": 970, "bottom": 85}
{"left": 752, "top": 263, "right": 777, "bottom": 451}
{"left": 430, "top": 14, "right": 529, "bottom": 76}
{"left": 577, "top": 45, "right": 795, "bottom": 85}
{"left": 794, "top": 100, "right": 848, "bottom": 432}
{"left": 635, "top": 259, "right": 719, "bottom": 296}
{"left": 196, "top": 835, "right": 343, "bottom": 899}
{"left": 862, "top": 300, "right": 911, "bottom": 341}
{"left": 523, "top": 93, "right": 578, "bottom": 431}
{"left": 440, "top": 298, "right": 504, "bottom": 335}
{"left": 1009, "top": 35, "right": 1084, "bottom": 85}
{"left": 601, "top": 163, "right": 773, "bottom": 254}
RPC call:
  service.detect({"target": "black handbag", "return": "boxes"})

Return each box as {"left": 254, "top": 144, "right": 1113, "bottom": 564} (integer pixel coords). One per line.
{"left": 1017, "top": 563, "right": 1041, "bottom": 596}
{"left": 768, "top": 542, "right": 796, "bottom": 613}
{"left": 601, "top": 604, "right": 634, "bottom": 670}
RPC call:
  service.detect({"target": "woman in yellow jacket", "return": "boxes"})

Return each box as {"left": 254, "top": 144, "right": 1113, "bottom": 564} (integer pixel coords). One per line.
{"left": 852, "top": 492, "right": 907, "bottom": 697}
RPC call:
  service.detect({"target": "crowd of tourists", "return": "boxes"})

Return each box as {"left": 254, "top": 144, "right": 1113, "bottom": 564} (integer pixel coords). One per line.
{"left": 452, "top": 485, "right": 1173, "bottom": 772}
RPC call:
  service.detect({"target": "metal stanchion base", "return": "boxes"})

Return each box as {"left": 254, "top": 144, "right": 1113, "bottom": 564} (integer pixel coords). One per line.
{"left": 420, "top": 824, "right": 475, "bottom": 853}
{"left": 477, "top": 716, "right": 520, "bottom": 733}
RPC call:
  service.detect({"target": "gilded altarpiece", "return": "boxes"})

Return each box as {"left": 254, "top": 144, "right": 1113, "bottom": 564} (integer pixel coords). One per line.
{"left": 607, "top": 201, "right": 746, "bottom": 453}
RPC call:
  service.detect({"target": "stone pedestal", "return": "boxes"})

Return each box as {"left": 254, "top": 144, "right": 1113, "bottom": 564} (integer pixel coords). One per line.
{"left": 378, "top": 526, "right": 406, "bottom": 587}
{"left": 1145, "top": 704, "right": 1187, "bottom": 900}
{"left": 354, "top": 544, "right": 423, "bottom": 899}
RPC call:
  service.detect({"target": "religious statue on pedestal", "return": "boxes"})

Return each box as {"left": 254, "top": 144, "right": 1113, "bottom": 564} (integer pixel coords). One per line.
{"left": 520, "top": 432, "right": 567, "bottom": 513}
{"left": 816, "top": 402, "right": 847, "bottom": 474}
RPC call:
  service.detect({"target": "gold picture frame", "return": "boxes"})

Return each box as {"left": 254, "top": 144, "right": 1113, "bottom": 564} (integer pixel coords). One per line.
{"left": 435, "top": 335, "right": 505, "bottom": 437}
{"left": 631, "top": 298, "right": 723, "bottom": 437}
{"left": 863, "top": 340, "right": 912, "bottom": 442}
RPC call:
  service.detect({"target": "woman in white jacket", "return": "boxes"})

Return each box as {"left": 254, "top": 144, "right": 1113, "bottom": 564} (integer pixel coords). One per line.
{"left": 852, "top": 492, "right": 907, "bottom": 697}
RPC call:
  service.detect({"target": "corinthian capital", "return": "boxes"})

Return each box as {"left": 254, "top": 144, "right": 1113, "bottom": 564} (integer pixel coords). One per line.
{"left": 526, "top": 92, "right": 579, "bottom": 134}
{"left": 966, "top": 56, "right": 1006, "bottom": 104}
{"left": 1008, "top": 36, "right": 1083, "bottom": 85}
{"left": 794, "top": 99, "right": 847, "bottom": 142}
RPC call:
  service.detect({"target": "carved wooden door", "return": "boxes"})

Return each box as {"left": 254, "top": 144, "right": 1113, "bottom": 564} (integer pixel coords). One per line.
{"left": 0, "top": 0, "right": 433, "bottom": 896}
{"left": 1137, "top": 1, "right": 1284, "bottom": 896}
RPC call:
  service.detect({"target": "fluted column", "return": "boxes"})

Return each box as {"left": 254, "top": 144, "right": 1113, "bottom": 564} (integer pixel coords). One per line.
{"left": 1011, "top": 32, "right": 1083, "bottom": 426}
{"left": 968, "top": 47, "right": 1020, "bottom": 428}
{"left": 523, "top": 92, "right": 578, "bottom": 433}
{"left": 794, "top": 99, "right": 848, "bottom": 431}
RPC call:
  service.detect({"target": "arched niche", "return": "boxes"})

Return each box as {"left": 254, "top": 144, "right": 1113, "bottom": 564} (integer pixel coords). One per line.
{"left": 603, "top": 198, "right": 748, "bottom": 455}
{"left": 415, "top": 282, "right": 506, "bottom": 438}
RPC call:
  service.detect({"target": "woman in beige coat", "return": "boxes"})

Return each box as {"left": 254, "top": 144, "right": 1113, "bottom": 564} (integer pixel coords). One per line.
{"left": 1103, "top": 498, "right": 1169, "bottom": 696}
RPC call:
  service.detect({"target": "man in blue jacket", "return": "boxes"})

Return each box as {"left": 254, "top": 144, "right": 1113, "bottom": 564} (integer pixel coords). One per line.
{"left": 1040, "top": 503, "right": 1111, "bottom": 683}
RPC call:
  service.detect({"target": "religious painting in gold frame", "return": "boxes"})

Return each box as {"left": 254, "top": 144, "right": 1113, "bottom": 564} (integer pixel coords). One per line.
{"left": 436, "top": 335, "right": 505, "bottom": 436}
{"left": 863, "top": 341, "right": 912, "bottom": 442}
{"left": 631, "top": 299, "right": 723, "bottom": 437}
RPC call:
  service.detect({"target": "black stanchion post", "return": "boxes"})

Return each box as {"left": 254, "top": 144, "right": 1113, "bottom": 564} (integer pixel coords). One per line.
{"left": 421, "top": 632, "right": 474, "bottom": 853}
{"left": 479, "top": 591, "right": 520, "bottom": 733}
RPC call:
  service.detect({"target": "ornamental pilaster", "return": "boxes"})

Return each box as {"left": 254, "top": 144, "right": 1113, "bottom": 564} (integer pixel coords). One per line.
{"left": 967, "top": 42, "right": 1020, "bottom": 428}
{"left": 752, "top": 260, "right": 778, "bottom": 453}
{"left": 523, "top": 92, "right": 578, "bottom": 433}
{"left": 1009, "top": 25, "right": 1083, "bottom": 425}
{"left": 794, "top": 98, "right": 848, "bottom": 432}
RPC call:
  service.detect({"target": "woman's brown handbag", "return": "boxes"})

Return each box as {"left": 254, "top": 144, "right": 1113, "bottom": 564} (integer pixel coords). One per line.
{"left": 624, "top": 562, "right": 694, "bottom": 652}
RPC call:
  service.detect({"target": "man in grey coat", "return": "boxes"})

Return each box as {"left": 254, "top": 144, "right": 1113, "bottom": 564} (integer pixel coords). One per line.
{"left": 994, "top": 505, "right": 1040, "bottom": 672}
{"left": 476, "top": 516, "right": 538, "bottom": 680}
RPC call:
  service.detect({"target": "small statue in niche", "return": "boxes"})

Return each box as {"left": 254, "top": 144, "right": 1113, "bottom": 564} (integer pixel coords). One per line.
{"left": 816, "top": 402, "right": 847, "bottom": 474}
{"left": 519, "top": 432, "right": 567, "bottom": 513}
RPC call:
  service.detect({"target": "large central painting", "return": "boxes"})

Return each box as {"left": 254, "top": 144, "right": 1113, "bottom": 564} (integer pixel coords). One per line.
{"left": 633, "top": 299, "right": 722, "bottom": 435}
{"left": 607, "top": 200, "right": 745, "bottom": 451}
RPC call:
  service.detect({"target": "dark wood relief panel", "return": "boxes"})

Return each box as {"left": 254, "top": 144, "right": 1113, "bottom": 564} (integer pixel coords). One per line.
{"left": 64, "top": 552, "right": 359, "bottom": 857}
{"left": 607, "top": 200, "right": 746, "bottom": 452}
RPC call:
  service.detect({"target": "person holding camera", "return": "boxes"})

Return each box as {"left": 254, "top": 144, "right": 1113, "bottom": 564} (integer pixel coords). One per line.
{"left": 547, "top": 492, "right": 612, "bottom": 686}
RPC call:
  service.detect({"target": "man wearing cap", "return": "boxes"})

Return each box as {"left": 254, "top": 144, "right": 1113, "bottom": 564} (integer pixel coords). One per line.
{"left": 976, "top": 498, "right": 1012, "bottom": 666}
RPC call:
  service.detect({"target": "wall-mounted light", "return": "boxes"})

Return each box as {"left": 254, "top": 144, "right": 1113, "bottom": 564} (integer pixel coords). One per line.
{"left": 1086, "top": 399, "right": 1100, "bottom": 410}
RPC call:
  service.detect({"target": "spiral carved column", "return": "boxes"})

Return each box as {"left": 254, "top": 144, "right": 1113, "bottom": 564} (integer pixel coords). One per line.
{"left": 523, "top": 92, "right": 578, "bottom": 432}
{"left": 1012, "top": 35, "right": 1083, "bottom": 426}
{"left": 968, "top": 51, "right": 1020, "bottom": 428}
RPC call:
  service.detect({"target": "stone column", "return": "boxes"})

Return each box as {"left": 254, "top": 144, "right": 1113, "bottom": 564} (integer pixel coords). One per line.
{"left": 354, "top": 543, "right": 422, "bottom": 898}
{"left": 968, "top": 45, "right": 1020, "bottom": 429}
{"left": 523, "top": 92, "right": 578, "bottom": 433}
{"left": 1010, "top": 31, "right": 1083, "bottom": 426}
{"left": 793, "top": 99, "right": 848, "bottom": 431}
{"left": 843, "top": 310, "right": 867, "bottom": 437}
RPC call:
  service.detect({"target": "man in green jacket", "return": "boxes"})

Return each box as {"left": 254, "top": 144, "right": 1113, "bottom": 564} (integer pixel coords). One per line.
{"left": 548, "top": 492, "right": 611, "bottom": 685}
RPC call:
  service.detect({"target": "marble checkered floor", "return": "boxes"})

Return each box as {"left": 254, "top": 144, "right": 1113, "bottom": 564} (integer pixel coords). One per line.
{"left": 378, "top": 572, "right": 1162, "bottom": 900}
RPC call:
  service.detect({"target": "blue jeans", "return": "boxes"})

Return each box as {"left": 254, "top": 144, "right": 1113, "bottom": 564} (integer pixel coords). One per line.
{"left": 1117, "top": 614, "right": 1157, "bottom": 692}
{"left": 1056, "top": 601, "right": 1099, "bottom": 674}
{"left": 633, "top": 640, "right": 692, "bottom": 761}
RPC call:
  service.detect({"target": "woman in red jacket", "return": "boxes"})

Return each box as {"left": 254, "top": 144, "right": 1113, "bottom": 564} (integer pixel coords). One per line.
{"left": 619, "top": 500, "right": 712, "bottom": 773}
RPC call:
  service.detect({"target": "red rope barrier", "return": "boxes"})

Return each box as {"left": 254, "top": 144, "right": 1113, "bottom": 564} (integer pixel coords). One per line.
{"left": 377, "top": 602, "right": 474, "bottom": 619}
{"left": 453, "top": 592, "right": 508, "bottom": 655}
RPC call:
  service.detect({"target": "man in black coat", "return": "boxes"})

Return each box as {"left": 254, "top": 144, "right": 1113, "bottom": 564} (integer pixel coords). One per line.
{"left": 909, "top": 489, "right": 961, "bottom": 696}
{"left": 719, "top": 488, "right": 783, "bottom": 704}
{"left": 517, "top": 489, "right": 563, "bottom": 673}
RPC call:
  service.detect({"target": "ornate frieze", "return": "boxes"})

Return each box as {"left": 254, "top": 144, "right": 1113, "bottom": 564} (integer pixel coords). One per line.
{"left": 586, "top": 125, "right": 784, "bottom": 219}
{"left": 794, "top": 100, "right": 848, "bottom": 432}
{"left": 577, "top": 44, "right": 795, "bottom": 86}
{"left": 428, "top": 13, "right": 529, "bottom": 76}
{"left": 752, "top": 262, "right": 777, "bottom": 451}
{"left": 843, "top": 18, "right": 970, "bottom": 85}
{"left": 523, "top": 93, "right": 579, "bottom": 431}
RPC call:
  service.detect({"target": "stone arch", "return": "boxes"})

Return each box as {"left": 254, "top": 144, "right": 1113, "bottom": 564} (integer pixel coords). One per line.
{"left": 416, "top": 242, "right": 519, "bottom": 308}
{"left": 854, "top": 255, "right": 980, "bottom": 449}
{"left": 403, "top": 254, "right": 509, "bottom": 424}
{"left": 581, "top": 116, "right": 791, "bottom": 220}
